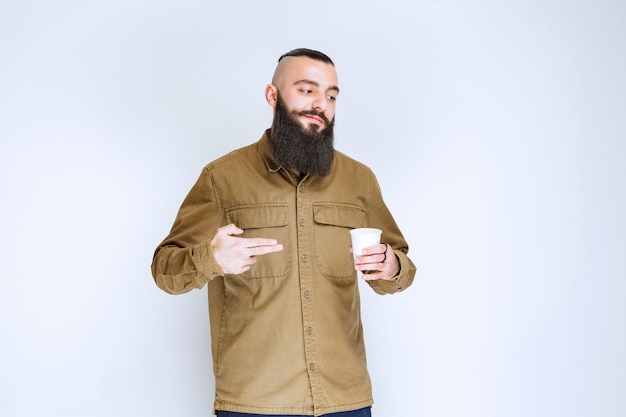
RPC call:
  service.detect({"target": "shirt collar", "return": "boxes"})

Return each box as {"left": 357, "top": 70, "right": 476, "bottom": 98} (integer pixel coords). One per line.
{"left": 259, "top": 129, "right": 282, "bottom": 173}
{"left": 258, "top": 129, "right": 313, "bottom": 183}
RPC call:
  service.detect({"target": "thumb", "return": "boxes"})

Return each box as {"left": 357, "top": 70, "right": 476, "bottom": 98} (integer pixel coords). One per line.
{"left": 221, "top": 223, "right": 244, "bottom": 236}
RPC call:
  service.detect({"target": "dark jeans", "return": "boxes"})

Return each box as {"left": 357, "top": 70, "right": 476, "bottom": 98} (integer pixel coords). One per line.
{"left": 216, "top": 406, "right": 372, "bottom": 417}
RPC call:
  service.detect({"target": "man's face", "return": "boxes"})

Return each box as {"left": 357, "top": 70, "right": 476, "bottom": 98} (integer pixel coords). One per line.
{"left": 269, "top": 56, "right": 339, "bottom": 131}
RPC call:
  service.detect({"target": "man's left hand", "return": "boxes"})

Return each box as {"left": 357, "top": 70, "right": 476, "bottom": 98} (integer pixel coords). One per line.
{"left": 352, "top": 243, "right": 400, "bottom": 281}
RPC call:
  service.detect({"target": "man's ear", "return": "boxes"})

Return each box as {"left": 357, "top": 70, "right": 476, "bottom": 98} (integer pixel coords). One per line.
{"left": 265, "top": 84, "right": 278, "bottom": 108}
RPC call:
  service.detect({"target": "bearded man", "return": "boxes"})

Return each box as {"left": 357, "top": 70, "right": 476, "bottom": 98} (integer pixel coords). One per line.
{"left": 151, "top": 48, "right": 416, "bottom": 417}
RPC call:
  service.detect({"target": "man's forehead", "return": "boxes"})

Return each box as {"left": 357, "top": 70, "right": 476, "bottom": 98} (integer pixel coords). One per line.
{"left": 273, "top": 56, "right": 338, "bottom": 88}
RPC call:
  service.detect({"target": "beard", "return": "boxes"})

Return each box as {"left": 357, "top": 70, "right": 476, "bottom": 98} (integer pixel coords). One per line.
{"left": 269, "top": 94, "right": 335, "bottom": 177}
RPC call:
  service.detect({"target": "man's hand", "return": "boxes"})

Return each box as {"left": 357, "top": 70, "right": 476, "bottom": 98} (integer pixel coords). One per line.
{"left": 211, "top": 224, "right": 283, "bottom": 275}
{"left": 352, "top": 243, "right": 399, "bottom": 281}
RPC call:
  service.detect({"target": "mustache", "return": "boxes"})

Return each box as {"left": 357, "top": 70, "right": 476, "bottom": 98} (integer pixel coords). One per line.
{"left": 292, "top": 109, "right": 331, "bottom": 125}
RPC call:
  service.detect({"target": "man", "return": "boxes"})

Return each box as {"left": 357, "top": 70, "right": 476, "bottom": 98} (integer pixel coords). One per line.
{"left": 151, "top": 48, "right": 416, "bottom": 417}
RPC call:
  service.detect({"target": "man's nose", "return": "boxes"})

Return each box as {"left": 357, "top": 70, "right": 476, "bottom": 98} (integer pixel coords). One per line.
{"left": 311, "top": 93, "right": 328, "bottom": 111}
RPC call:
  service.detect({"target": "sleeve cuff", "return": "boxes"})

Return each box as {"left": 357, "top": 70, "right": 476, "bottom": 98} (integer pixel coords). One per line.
{"left": 192, "top": 240, "right": 225, "bottom": 283}
{"left": 367, "top": 250, "right": 416, "bottom": 295}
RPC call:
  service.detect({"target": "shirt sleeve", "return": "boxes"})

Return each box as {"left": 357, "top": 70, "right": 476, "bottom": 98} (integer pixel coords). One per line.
{"left": 151, "top": 167, "right": 224, "bottom": 294}
{"left": 363, "top": 170, "right": 417, "bottom": 295}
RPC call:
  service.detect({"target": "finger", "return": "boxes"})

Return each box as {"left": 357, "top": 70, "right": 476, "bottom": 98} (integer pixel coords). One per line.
{"left": 244, "top": 237, "right": 281, "bottom": 248}
{"left": 354, "top": 253, "right": 382, "bottom": 267}
{"left": 361, "top": 272, "right": 384, "bottom": 281}
{"left": 359, "top": 264, "right": 392, "bottom": 280}
{"left": 354, "top": 261, "right": 381, "bottom": 277}
{"left": 218, "top": 223, "right": 244, "bottom": 236}
{"left": 356, "top": 262, "right": 386, "bottom": 273}
{"left": 248, "top": 243, "right": 283, "bottom": 256}
{"left": 361, "top": 243, "right": 386, "bottom": 256}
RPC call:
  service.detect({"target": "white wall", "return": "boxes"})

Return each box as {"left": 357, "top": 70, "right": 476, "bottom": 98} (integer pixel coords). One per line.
{"left": 1, "top": 1, "right": 624, "bottom": 416}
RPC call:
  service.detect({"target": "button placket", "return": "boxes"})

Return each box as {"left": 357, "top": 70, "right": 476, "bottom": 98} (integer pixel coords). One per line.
{"left": 296, "top": 178, "right": 323, "bottom": 410}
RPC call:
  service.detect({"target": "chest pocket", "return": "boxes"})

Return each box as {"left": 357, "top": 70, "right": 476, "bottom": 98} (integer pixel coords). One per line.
{"left": 313, "top": 202, "right": 366, "bottom": 279}
{"left": 225, "top": 203, "right": 291, "bottom": 279}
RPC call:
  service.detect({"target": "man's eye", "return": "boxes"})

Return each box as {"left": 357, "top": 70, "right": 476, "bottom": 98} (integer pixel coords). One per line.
{"left": 327, "top": 95, "right": 337, "bottom": 101}
{"left": 301, "top": 89, "right": 312, "bottom": 94}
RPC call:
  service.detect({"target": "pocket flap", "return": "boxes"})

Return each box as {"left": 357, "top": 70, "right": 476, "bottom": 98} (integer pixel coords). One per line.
{"left": 313, "top": 202, "right": 366, "bottom": 229}
{"left": 226, "top": 203, "right": 289, "bottom": 229}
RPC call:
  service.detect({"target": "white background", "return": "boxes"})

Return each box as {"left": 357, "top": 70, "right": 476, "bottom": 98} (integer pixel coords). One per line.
{"left": 1, "top": 1, "right": 625, "bottom": 416}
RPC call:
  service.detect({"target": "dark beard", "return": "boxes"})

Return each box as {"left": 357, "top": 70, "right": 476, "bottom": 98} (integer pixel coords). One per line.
{"left": 269, "top": 95, "right": 335, "bottom": 177}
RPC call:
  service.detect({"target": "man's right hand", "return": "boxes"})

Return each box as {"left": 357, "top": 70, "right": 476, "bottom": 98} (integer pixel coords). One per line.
{"left": 211, "top": 223, "right": 284, "bottom": 275}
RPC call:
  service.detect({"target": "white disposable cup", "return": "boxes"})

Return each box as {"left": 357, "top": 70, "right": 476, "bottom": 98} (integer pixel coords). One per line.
{"left": 350, "top": 228, "right": 382, "bottom": 277}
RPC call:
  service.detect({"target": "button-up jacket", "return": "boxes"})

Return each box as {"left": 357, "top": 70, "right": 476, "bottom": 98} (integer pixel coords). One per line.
{"left": 151, "top": 131, "right": 416, "bottom": 416}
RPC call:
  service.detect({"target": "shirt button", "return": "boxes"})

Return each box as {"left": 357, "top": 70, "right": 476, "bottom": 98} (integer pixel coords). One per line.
{"left": 303, "top": 291, "right": 311, "bottom": 299}
{"left": 309, "top": 362, "right": 315, "bottom": 371}
{"left": 299, "top": 219, "right": 305, "bottom": 226}
{"left": 306, "top": 326, "right": 313, "bottom": 335}
{"left": 301, "top": 255, "right": 309, "bottom": 262}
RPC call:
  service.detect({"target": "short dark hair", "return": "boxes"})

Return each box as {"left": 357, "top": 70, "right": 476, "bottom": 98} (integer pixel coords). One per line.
{"left": 278, "top": 48, "right": 334, "bottom": 66}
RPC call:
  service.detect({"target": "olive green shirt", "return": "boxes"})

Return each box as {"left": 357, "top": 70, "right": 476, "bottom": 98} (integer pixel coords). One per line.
{"left": 151, "top": 131, "right": 416, "bottom": 416}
